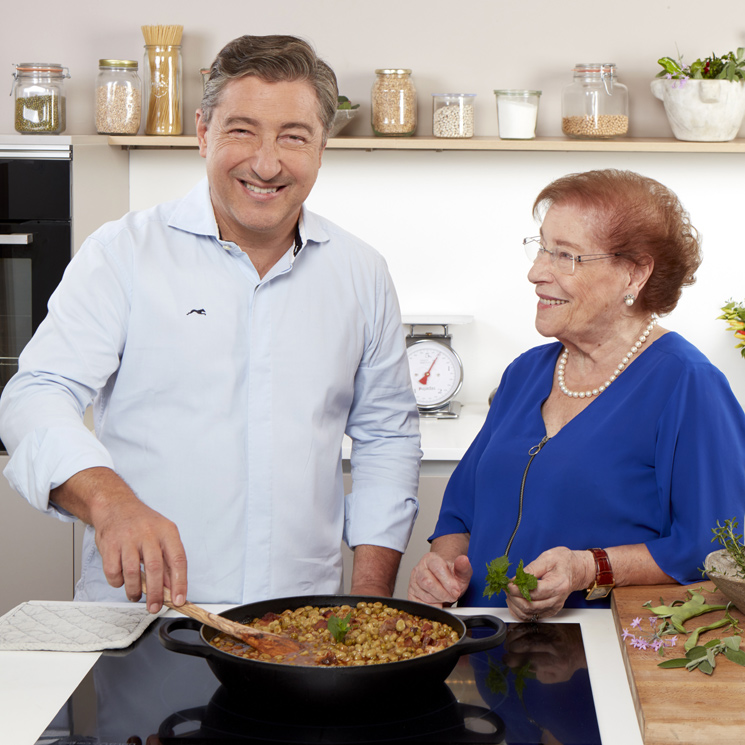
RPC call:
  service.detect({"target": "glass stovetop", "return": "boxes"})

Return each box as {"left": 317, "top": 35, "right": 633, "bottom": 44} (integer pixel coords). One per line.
{"left": 37, "top": 620, "right": 601, "bottom": 745}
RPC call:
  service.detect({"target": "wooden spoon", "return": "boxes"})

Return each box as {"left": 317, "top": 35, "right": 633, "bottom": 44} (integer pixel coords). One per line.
{"left": 141, "top": 573, "right": 302, "bottom": 657}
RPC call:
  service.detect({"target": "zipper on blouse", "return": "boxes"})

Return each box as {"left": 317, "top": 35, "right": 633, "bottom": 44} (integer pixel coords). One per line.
{"left": 504, "top": 435, "right": 550, "bottom": 558}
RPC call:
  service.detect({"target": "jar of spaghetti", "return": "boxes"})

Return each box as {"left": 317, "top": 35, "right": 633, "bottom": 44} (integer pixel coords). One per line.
{"left": 143, "top": 44, "right": 183, "bottom": 135}
{"left": 12, "top": 62, "right": 70, "bottom": 134}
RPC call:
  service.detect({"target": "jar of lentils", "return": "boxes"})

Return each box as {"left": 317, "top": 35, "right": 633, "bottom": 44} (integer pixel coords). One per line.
{"left": 95, "top": 60, "right": 141, "bottom": 135}
{"left": 432, "top": 94, "right": 476, "bottom": 138}
{"left": 12, "top": 62, "right": 69, "bottom": 134}
{"left": 562, "top": 63, "right": 629, "bottom": 139}
{"left": 371, "top": 69, "right": 417, "bottom": 136}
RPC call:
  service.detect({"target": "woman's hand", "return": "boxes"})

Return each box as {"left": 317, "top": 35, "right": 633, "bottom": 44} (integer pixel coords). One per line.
{"left": 505, "top": 547, "right": 593, "bottom": 620}
{"left": 408, "top": 552, "right": 472, "bottom": 607}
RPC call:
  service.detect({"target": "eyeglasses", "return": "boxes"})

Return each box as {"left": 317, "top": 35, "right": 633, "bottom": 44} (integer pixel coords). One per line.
{"left": 523, "top": 236, "right": 620, "bottom": 275}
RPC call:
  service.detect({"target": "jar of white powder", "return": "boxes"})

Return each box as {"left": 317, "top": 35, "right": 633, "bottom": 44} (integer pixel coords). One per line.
{"left": 494, "top": 90, "right": 541, "bottom": 139}
{"left": 432, "top": 94, "right": 476, "bottom": 138}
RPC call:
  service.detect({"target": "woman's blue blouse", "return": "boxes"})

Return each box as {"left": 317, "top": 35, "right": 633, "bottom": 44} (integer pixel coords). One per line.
{"left": 431, "top": 333, "right": 745, "bottom": 608}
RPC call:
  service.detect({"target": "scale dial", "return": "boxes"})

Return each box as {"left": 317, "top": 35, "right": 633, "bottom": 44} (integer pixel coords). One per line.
{"left": 407, "top": 338, "right": 463, "bottom": 410}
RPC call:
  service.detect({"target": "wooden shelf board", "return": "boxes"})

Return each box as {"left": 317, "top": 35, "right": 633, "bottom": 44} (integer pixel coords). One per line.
{"left": 107, "top": 134, "right": 745, "bottom": 153}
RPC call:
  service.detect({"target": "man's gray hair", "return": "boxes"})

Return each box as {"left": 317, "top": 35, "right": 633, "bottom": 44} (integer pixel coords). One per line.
{"left": 200, "top": 35, "right": 338, "bottom": 143}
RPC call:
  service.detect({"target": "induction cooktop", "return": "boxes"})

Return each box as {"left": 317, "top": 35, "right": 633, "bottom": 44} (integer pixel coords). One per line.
{"left": 37, "top": 619, "right": 601, "bottom": 745}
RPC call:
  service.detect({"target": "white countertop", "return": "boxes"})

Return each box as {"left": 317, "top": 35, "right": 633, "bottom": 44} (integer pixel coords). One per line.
{"left": 343, "top": 402, "right": 488, "bottom": 461}
{"left": 0, "top": 604, "right": 642, "bottom": 745}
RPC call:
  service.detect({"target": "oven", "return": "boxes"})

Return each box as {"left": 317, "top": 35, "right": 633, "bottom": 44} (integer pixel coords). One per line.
{"left": 0, "top": 150, "right": 72, "bottom": 453}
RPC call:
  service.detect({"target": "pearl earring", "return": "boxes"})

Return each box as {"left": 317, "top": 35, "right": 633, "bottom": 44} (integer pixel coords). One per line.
{"left": 624, "top": 294, "right": 635, "bottom": 307}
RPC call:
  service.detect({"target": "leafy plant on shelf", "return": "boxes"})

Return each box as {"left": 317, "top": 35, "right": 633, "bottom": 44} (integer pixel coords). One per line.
{"left": 484, "top": 554, "right": 537, "bottom": 602}
{"left": 337, "top": 95, "right": 359, "bottom": 110}
{"left": 657, "top": 48, "right": 745, "bottom": 82}
{"left": 717, "top": 300, "right": 745, "bottom": 360}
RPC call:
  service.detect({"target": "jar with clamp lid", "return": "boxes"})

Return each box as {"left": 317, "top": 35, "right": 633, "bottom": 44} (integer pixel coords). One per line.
{"left": 95, "top": 59, "right": 141, "bottom": 134}
{"left": 12, "top": 62, "right": 70, "bottom": 134}
{"left": 372, "top": 69, "right": 417, "bottom": 136}
{"left": 562, "top": 63, "right": 629, "bottom": 139}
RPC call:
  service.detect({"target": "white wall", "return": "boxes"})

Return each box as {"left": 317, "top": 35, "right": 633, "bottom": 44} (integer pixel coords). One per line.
{"left": 4, "top": 0, "right": 745, "bottom": 139}
{"left": 129, "top": 147, "right": 745, "bottom": 408}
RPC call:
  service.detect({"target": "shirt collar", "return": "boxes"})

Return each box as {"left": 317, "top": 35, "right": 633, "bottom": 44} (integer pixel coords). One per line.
{"left": 168, "top": 177, "right": 332, "bottom": 256}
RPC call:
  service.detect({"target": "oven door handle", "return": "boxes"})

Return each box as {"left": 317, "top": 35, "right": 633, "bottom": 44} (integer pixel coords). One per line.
{"left": 0, "top": 233, "right": 33, "bottom": 245}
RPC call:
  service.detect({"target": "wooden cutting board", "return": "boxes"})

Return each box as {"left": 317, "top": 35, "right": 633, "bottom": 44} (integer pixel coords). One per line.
{"left": 611, "top": 582, "right": 745, "bottom": 745}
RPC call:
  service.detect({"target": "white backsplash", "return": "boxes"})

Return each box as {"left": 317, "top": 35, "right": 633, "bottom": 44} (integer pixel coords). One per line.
{"left": 129, "top": 147, "right": 745, "bottom": 407}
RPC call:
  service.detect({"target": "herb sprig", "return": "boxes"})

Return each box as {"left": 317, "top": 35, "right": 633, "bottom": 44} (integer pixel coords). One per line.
{"left": 711, "top": 517, "right": 745, "bottom": 577}
{"left": 327, "top": 611, "right": 353, "bottom": 643}
{"left": 484, "top": 555, "right": 537, "bottom": 602}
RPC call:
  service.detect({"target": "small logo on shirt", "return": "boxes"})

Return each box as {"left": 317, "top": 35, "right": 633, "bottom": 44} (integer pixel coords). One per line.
{"left": 186, "top": 308, "right": 207, "bottom": 316}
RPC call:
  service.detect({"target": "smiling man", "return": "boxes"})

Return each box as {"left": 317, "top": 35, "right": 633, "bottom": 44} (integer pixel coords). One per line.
{"left": 0, "top": 35, "right": 421, "bottom": 611}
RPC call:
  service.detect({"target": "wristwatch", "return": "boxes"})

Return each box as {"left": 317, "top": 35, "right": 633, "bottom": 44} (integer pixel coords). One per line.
{"left": 586, "top": 548, "right": 615, "bottom": 600}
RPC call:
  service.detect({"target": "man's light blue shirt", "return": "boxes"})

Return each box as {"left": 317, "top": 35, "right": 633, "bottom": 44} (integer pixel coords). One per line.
{"left": 0, "top": 178, "right": 421, "bottom": 603}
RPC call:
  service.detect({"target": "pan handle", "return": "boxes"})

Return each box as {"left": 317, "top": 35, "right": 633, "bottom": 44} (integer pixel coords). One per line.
{"left": 159, "top": 617, "right": 213, "bottom": 659}
{"left": 456, "top": 615, "right": 507, "bottom": 655}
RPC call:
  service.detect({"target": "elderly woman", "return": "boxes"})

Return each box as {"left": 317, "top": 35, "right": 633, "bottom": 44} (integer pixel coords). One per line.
{"left": 408, "top": 169, "right": 745, "bottom": 620}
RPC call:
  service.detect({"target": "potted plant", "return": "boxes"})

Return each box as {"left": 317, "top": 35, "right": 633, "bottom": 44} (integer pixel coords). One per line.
{"left": 705, "top": 518, "right": 745, "bottom": 615}
{"left": 718, "top": 299, "right": 745, "bottom": 359}
{"left": 329, "top": 95, "right": 360, "bottom": 138}
{"left": 651, "top": 49, "right": 745, "bottom": 141}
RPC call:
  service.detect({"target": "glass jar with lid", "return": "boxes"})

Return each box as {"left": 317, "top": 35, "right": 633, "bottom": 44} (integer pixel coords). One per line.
{"left": 12, "top": 62, "right": 70, "bottom": 134}
{"left": 432, "top": 94, "right": 476, "bottom": 138}
{"left": 95, "top": 59, "right": 141, "bottom": 135}
{"left": 371, "top": 69, "right": 417, "bottom": 136}
{"left": 562, "top": 63, "right": 629, "bottom": 139}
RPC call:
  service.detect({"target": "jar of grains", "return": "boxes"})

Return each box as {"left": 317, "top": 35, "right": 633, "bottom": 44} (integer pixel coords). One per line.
{"left": 95, "top": 60, "right": 141, "bottom": 135}
{"left": 371, "top": 69, "right": 417, "bottom": 136}
{"left": 432, "top": 94, "right": 476, "bottom": 138}
{"left": 12, "top": 62, "right": 70, "bottom": 134}
{"left": 562, "top": 63, "right": 629, "bottom": 139}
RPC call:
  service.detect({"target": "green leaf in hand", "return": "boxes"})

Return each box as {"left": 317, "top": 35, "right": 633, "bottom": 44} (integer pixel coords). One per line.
{"left": 483, "top": 555, "right": 537, "bottom": 601}
{"left": 484, "top": 555, "right": 511, "bottom": 599}
{"left": 327, "top": 611, "right": 352, "bottom": 643}
{"left": 515, "top": 560, "right": 538, "bottom": 601}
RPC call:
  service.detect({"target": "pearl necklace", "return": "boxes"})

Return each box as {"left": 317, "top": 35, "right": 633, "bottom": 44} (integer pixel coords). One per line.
{"left": 557, "top": 316, "right": 658, "bottom": 399}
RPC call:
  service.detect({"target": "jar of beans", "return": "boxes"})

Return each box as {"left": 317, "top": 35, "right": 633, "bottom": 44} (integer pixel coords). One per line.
{"left": 562, "top": 63, "right": 629, "bottom": 139}
{"left": 432, "top": 94, "right": 476, "bottom": 138}
{"left": 12, "top": 62, "right": 70, "bottom": 134}
{"left": 372, "top": 69, "right": 417, "bottom": 136}
{"left": 95, "top": 60, "right": 142, "bottom": 135}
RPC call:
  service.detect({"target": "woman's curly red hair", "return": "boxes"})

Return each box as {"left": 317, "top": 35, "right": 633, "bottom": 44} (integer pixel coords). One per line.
{"left": 533, "top": 169, "right": 702, "bottom": 315}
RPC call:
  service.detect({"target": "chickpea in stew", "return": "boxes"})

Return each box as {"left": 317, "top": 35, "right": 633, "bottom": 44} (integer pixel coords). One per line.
{"left": 210, "top": 601, "right": 460, "bottom": 666}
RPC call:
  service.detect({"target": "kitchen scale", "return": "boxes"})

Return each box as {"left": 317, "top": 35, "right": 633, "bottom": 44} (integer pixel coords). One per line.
{"left": 404, "top": 315, "right": 472, "bottom": 419}
{"left": 37, "top": 619, "right": 602, "bottom": 744}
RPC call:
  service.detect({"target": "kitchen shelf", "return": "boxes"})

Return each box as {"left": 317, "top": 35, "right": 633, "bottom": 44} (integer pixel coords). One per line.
{"left": 107, "top": 134, "right": 745, "bottom": 153}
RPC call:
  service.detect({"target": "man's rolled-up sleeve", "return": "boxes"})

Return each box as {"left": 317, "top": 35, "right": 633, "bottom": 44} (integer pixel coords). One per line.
{"left": 343, "top": 263, "right": 421, "bottom": 553}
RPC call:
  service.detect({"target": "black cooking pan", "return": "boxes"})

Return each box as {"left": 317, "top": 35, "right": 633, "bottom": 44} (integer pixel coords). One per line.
{"left": 159, "top": 594, "right": 506, "bottom": 702}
